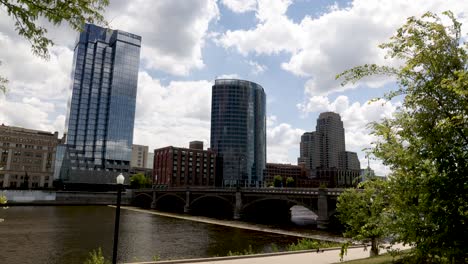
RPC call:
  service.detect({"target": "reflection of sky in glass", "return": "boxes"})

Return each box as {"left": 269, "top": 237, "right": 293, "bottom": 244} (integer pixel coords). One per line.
{"left": 62, "top": 24, "right": 141, "bottom": 179}
{"left": 210, "top": 80, "right": 266, "bottom": 186}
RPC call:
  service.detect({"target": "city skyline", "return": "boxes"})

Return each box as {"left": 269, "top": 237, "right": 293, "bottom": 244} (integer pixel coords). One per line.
{"left": 1, "top": 1, "right": 467, "bottom": 177}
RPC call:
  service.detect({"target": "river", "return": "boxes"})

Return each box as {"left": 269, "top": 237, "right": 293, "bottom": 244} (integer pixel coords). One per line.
{"left": 0, "top": 206, "right": 337, "bottom": 264}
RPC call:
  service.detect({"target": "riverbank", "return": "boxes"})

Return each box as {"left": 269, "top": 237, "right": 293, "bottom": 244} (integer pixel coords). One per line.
{"left": 116, "top": 206, "right": 347, "bottom": 243}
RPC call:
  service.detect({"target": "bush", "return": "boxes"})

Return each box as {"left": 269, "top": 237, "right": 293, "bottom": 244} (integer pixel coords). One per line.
{"left": 287, "top": 238, "right": 341, "bottom": 251}
{"left": 83, "top": 248, "right": 110, "bottom": 264}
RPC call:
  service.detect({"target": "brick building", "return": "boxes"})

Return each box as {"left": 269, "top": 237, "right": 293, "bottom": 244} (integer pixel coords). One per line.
{"left": 263, "top": 163, "right": 305, "bottom": 187}
{"left": 0, "top": 125, "right": 61, "bottom": 189}
{"left": 153, "top": 142, "right": 217, "bottom": 187}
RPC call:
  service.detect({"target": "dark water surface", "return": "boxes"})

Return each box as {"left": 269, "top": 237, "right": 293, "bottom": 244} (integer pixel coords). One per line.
{"left": 0, "top": 206, "right": 303, "bottom": 264}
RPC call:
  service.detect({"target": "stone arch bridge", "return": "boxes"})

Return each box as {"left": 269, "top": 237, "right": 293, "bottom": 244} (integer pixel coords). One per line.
{"left": 133, "top": 187, "right": 345, "bottom": 229}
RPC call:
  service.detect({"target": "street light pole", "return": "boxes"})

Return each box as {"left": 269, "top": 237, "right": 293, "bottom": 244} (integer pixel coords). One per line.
{"left": 112, "top": 173, "right": 125, "bottom": 264}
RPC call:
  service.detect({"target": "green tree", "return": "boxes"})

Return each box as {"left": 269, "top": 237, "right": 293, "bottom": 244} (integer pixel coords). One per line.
{"left": 337, "top": 11, "right": 468, "bottom": 262}
{"left": 1, "top": 0, "right": 108, "bottom": 59}
{"left": 336, "top": 178, "right": 389, "bottom": 257}
{"left": 285, "top": 176, "right": 295, "bottom": 187}
{"left": 273, "top": 175, "right": 283, "bottom": 187}
{"left": 130, "top": 173, "right": 151, "bottom": 189}
{"left": 0, "top": 0, "right": 109, "bottom": 93}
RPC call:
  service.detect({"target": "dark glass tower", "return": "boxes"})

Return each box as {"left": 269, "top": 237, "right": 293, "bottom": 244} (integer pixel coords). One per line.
{"left": 60, "top": 24, "right": 141, "bottom": 184}
{"left": 210, "top": 79, "right": 266, "bottom": 187}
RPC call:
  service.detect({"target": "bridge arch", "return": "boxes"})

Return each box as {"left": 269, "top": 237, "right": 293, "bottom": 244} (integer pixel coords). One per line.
{"left": 190, "top": 194, "right": 234, "bottom": 208}
{"left": 153, "top": 193, "right": 186, "bottom": 213}
{"left": 154, "top": 193, "right": 186, "bottom": 205}
{"left": 133, "top": 192, "right": 153, "bottom": 208}
{"left": 190, "top": 194, "right": 234, "bottom": 218}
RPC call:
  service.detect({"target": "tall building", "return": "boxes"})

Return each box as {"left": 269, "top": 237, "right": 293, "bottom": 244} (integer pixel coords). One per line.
{"left": 146, "top": 152, "right": 154, "bottom": 170}
{"left": 153, "top": 142, "right": 217, "bottom": 187}
{"left": 298, "top": 131, "right": 319, "bottom": 175}
{"left": 131, "top": 144, "right": 148, "bottom": 168}
{"left": 316, "top": 112, "right": 345, "bottom": 169}
{"left": 339, "top": 151, "right": 360, "bottom": 170}
{"left": 0, "top": 125, "right": 61, "bottom": 188}
{"left": 298, "top": 112, "right": 360, "bottom": 187}
{"left": 210, "top": 79, "right": 266, "bottom": 187}
{"left": 59, "top": 24, "right": 141, "bottom": 184}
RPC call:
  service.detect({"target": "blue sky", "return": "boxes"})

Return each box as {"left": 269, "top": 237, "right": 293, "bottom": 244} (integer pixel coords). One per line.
{"left": 1, "top": 0, "right": 467, "bottom": 175}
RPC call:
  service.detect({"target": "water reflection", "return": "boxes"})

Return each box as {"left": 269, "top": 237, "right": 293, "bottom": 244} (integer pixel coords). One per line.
{"left": 0, "top": 206, "right": 302, "bottom": 264}
{"left": 290, "top": 205, "right": 318, "bottom": 226}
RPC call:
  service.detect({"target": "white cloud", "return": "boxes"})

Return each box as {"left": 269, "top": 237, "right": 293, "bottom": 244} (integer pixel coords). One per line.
{"left": 134, "top": 72, "right": 213, "bottom": 152}
{"left": 218, "top": 73, "right": 241, "bottom": 79}
{"left": 0, "top": 95, "right": 64, "bottom": 133}
{"left": 135, "top": 74, "right": 305, "bottom": 166}
{"left": 0, "top": 0, "right": 220, "bottom": 140}
{"left": 216, "top": 0, "right": 300, "bottom": 55}
{"left": 0, "top": 32, "right": 71, "bottom": 135}
{"left": 246, "top": 60, "right": 267, "bottom": 75}
{"left": 266, "top": 115, "right": 304, "bottom": 164}
{"left": 222, "top": 0, "right": 257, "bottom": 13}
{"left": 0, "top": 33, "right": 73, "bottom": 102}
{"left": 106, "top": 0, "right": 219, "bottom": 76}
{"left": 217, "top": 0, "right": 468, "bottom": 95}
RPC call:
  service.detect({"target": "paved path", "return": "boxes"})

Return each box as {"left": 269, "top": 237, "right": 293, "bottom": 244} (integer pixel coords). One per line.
{"left": 128, "top": 244, "right": 410, "bottom": 264}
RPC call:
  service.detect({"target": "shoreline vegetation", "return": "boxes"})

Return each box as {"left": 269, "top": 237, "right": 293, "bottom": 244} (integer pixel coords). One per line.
{"left": 85, "top": 239, "right": 344, "bottom": 263}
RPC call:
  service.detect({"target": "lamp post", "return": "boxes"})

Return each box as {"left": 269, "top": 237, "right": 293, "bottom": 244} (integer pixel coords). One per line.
{"left": 112, "top": 173, "right": 125, "bottom": 264}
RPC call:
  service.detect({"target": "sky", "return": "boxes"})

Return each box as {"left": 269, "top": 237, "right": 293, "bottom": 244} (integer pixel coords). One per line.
{"left": 0, "top": 0, "right": 467, "bottom": 176}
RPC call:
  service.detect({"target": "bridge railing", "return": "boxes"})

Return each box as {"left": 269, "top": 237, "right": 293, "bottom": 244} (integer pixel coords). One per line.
{"left": 135, "top": 187, "right": 347, "bottom": 195}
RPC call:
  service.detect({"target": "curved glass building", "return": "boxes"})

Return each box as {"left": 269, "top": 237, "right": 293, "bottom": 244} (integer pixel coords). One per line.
{"left": 210, "top": 79, "right": 266, "bottom": 187}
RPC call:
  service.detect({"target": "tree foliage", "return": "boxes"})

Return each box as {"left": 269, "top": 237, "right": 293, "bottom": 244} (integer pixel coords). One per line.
{"left": 337, "top": 11, "right": 468, "bottom": 262}
{"left": 273, "top": 175, "right": 283, "bottom": 187}
{"left": 337, "top": 178, "right": 390, "bottom": 257}
{"left": 0, "top": 195, "right": 7, "bottom": 223}
{"left": 0, "top": 0, "right": 109, "bottom": 59}
{"left": 285, "top": 176, "right": 295, "bottom": 187}
{"left": 130, "top": 173, "right": 151, "bottom": 189}
{"left": 0, "top": 0, "right": 109, "bottom": 94}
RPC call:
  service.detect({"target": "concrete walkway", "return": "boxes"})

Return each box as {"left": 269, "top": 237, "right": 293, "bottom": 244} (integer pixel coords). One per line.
{"left": 128, "top": 244, "right": 410, "bottom": 264}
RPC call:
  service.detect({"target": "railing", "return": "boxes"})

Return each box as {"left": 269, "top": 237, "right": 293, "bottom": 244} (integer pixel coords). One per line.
{"left": 136, "top": 187, "right": 346, "bottom": 195}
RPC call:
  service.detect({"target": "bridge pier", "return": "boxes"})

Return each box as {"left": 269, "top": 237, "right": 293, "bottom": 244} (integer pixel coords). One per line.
{"left": 233, "top": 191, "right": 242, "bottom": 220}
{"left": 184, "top": 190, "right": 191, "bottom": 213}
{"left": 151, "top": 190, "right": 157, "bottom": 209}
{"left": 316, "top": 188, "right": 329, "bottom": 229}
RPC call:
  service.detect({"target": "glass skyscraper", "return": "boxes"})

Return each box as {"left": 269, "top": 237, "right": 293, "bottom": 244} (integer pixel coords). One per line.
{"left": 210, "top": 79, "right": 266, "bottom": 187}
{"left": 59, "top": 24, "right": 141, "bottom": 184}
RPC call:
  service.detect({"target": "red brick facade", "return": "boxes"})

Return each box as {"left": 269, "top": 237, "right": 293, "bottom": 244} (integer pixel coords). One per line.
{"left": 153, "top": 146, "right": 217, "bottom": 187}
